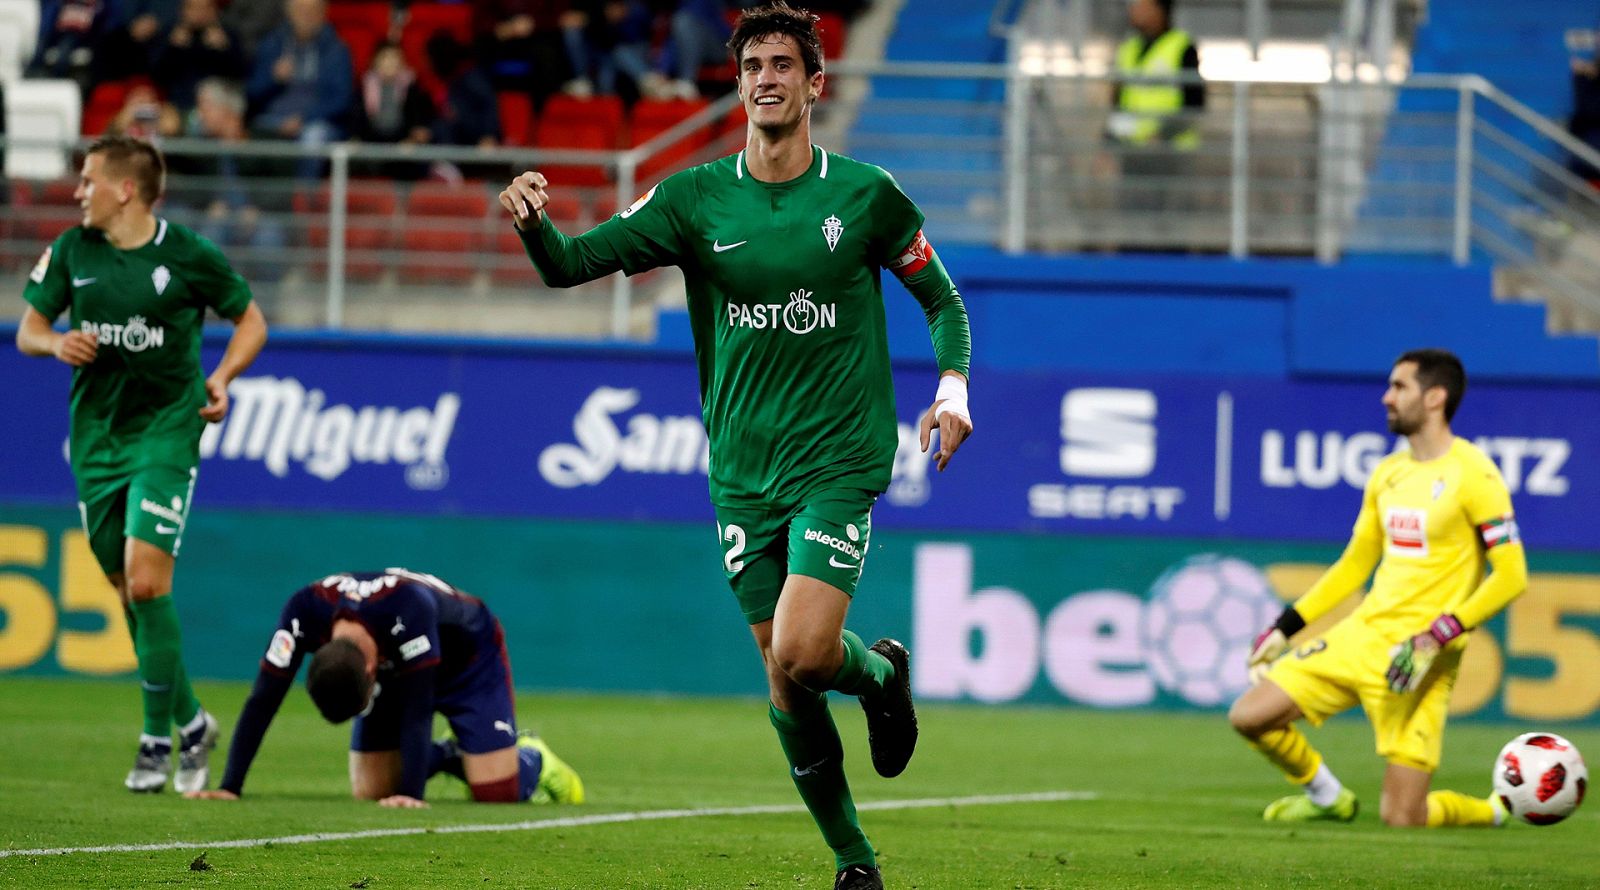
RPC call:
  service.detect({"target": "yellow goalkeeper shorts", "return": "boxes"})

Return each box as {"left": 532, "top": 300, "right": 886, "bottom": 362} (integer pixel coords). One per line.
{"left": 1267, "top": 617, "right": 1465, "bottom": 773}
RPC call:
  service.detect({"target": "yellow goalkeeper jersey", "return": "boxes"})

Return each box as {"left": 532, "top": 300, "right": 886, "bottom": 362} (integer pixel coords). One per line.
{"left": 1339, "top": 437, "right": 1522, "bottom": 639}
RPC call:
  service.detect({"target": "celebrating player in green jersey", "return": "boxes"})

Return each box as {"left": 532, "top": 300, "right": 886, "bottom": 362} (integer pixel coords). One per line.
{"left": 16, "top": 135, "right": 268, "bottom": 795}
{"left": 501, "top": 5, "right": 970, "bottom": 887}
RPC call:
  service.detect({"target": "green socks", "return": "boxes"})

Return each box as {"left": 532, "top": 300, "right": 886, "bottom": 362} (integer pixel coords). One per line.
{"left": 830, "top": 630, "right": 894, "bottom": 698}
{"left": 769, "top": 694, "right": 875, "bottom": 870}
{"left": 130, "top": 596, "right": 196, "bottom": 737}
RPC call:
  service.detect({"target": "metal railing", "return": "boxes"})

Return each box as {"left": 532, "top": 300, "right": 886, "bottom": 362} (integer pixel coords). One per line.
{"left": 1, "top": 92, "right": 744, "bottom": 338}
{"left": 5, "top": 60, "right": 1599, "bottom": 334}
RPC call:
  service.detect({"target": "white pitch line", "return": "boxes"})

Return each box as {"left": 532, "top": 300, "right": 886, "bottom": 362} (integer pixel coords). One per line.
{"left": 0, "top": 790, "right": 1096, "bottom": 859}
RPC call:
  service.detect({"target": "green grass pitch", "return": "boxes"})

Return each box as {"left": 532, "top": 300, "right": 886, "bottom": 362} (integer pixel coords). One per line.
{"left": 1, "top": 676, "right": 1595, "bottom": 888}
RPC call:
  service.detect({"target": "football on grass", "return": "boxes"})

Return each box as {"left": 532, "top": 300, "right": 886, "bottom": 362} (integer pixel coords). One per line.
{"left": 1493, "top": 732, "right": 1587, "bottom": 825}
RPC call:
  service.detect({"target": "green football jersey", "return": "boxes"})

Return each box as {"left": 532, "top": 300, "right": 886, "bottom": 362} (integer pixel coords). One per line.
{"left": 22, "top": 219, "right": 254, "bottom": 487}
{"left": 523, "top": 146, "right": 971, "bottom": 507}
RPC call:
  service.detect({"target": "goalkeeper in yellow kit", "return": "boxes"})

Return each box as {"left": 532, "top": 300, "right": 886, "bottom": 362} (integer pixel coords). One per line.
{"left": 1228, "top": 349, "right": 1527, "bottom": 827}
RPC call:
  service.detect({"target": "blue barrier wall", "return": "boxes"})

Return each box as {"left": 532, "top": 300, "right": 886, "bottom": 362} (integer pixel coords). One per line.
{"left": 657, "top": 249, "right": 1600, "bottom": 381}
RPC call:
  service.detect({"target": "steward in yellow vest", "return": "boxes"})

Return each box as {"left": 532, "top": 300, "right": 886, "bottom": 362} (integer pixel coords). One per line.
{"left": 1110, "top": 0, "right": 1203, "bottom": 149}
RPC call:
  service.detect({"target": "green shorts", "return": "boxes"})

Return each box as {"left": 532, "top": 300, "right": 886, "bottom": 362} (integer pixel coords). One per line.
{"left": 713, "top": 488, "right": 877, "bottom": 625}
{"left": 77, "top": 464, "right": 199, "bottom": 576}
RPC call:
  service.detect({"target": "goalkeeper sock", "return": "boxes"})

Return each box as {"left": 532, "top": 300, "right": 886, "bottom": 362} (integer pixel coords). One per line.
{"left": 829, "top": 630, "right": 894, "bottom": 697}
{"left": 1247, "top": 724, "right": 1326, "bottom": 788}
{"left": 1303, "top": 763, "right": 1345, "bottom": 807}
{"left": 130, "top": 596, "right": 186, "bottom": 737}
{"left": 769, "top": 694, "right": 875, "bottom": 870}
{"left": 1426, "top": 790, "right": 1499, "bottom": 827}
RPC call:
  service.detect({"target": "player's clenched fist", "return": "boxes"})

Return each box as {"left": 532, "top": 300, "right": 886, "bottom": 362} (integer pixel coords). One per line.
{"left": 53, "top": 329, "right": 98, "bottom": 366}
{"left": 499, "top": 172, "right": 551, "bottom": 230}
{"left": 1247, "top": 606, "right": 1306, "bottom": 684}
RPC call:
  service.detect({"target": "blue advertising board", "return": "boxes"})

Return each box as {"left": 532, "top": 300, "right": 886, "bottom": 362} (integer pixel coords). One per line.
{"left": 2, "top": 336, "right": 1596, "bottom": 549}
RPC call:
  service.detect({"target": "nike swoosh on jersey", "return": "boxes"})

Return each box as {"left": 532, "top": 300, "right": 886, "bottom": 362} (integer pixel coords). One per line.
{"left": 155, "top": 524, "right": 177, "bottom": 534}
{"left": 828, "top": 556, "right": 859, "bottom": 570}
{"left": 712, "top": 240, "right": 748, "bottom": 252}
{"left": 72, "top": 276, "right": 97, "bottom": 287}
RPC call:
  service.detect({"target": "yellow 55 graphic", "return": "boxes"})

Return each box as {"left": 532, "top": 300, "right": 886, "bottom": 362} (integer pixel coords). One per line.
{"left": 0, "top": 525, "right": 135, "bottom": 674}
{"left": 1265, "top": 563, "right": 1600, "bottom": 722}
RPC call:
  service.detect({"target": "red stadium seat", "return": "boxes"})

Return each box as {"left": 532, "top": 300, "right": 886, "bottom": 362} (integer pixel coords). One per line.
{"left": 629, "top": 98, "right": 712, "bottom": 183}
{"left": 294, "top": 181, "right": 399, "bottom": 280}
{"left": 81, "top": 78, "right": 147, "bottom": 136}
{"left": 816, "top": 13, "right": 846, "bottom": 61}
{"left": 534, "top": 95, "right": 626, "bottom": 187}
{"left": 401, "top": 3, "right": 474, "bottom": 97}
{"left": 19, "top": 180, "right": 82, "bottom": 243}
{"left": 400, "top": 182, "right": 493, "bottom": 282}
{"left": 326, "top": 2, "right": 390, "bottom": 76}
{"left": 497, "top": 92, "right": 534, "bottom": 147}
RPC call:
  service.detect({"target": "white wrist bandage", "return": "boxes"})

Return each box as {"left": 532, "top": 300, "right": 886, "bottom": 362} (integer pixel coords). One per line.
{"left": 933, "top": 375, "right": 970, "bottom": 422}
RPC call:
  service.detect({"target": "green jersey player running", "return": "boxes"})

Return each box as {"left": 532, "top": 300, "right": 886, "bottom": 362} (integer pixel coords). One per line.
{"left": 16, "top": 135, "right": 268, "bottom": 795}
{"left": 501, "top": 4, "right": 971, "bottom": 887}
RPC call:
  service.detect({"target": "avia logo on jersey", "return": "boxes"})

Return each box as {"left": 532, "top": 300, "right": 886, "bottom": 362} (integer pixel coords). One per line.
{"left": 198, "top": 376, "right": 459, "bottom": 487}
{"left": 804, "top": 524, "right": 865, "bottom": 563}
{"left": 1029, "top": 388, "right": 1184, "bottom": 522}
{"left": 1385, "top": 507, "right": 1428, "bottom": 557}
{"left": 538, "top": 386, "right": 933, "bottom": 497}
{"left": 81, "top": 316, "right": 166, "bottom": 352}
{"left": 726, "top": 289, "right": 838, "bottom": 335}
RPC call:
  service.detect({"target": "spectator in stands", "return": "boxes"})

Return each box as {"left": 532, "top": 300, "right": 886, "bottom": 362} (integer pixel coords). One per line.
{"left": 223, "top": 0, "right": 284, "bottom": 55}
{"left": 107, "top": 0, "right": 182, "bottom": 78}
{"left": 1570, "top": 45, "right": 1600, "bottom": 186}
{"left": 577, "top": 0, "right": 658, "bottom": 100}
{"left": 28, "top": 0, "right": 124, "bottom": 95}
{"left": 106, "top": 82, "right": 183, "bottom": 140}
{"left": 654, "top": 0, "right": 736, "bottom": 100}
{"left": 151, "top": 0, "right": 249, "bottom": 112}
{"left": 471, "top": 0, "right": 588, "bottom": 104}
{"left": 428, "top": 31, "right": 501, "bottom": 149}
{"left": 1106, "top": 0, "right": 1204, "bottom": 235}
{"left": 353, "top": 42, "right": 437, "bottom": 180}
{"left": 247, "top": 0, "right": 355, "bottom": 175}
{"left": 170, "top": 78, "right": 291, "bottom": 280}
{"left": 1109, "top": 0, "right": 1202, "bottom": 150}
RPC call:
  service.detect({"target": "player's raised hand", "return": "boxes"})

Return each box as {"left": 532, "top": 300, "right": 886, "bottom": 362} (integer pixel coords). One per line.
{"left": 378, "top": 794, "right": 429, "bottom": 809}
{"left": 184, "top": 789, "right": 240, "bottom": 801}
{"left": 499, "top": 172, "right": 551, "bottom": 230}
{"left": 199, "top": 373, "right": 230, "bottom": 423}
{"left": 52, "top": 329, "right": 98, "bottom": 366}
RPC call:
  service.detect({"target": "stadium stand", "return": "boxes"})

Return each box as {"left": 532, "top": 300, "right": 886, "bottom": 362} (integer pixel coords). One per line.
{"left": 0, "top": 0, "right": 39, "bottom": 82}
{"left": 4, "top": 79, "right": 82, "bottom": 179}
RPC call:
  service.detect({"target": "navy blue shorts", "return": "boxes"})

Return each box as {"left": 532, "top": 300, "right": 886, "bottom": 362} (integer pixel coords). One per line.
{"left": 352, "top": 617, "right": 519, "bottom": 755}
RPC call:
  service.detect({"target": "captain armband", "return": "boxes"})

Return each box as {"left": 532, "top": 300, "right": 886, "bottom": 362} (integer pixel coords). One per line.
{"left": 887, "top": 230, "right": 933, "bottom": 278}
{"left": 1476, "top": 514, "right": 1521, "bottom": 550}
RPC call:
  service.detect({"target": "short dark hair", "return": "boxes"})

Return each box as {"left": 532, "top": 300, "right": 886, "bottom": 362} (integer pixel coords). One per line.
{"left": 306, "top": 638, "right": 372, "bottom": 724}
{"left": 1155, "top": 0, "right": 1174, "bottom": 17}
{"left": 728, "top": 1, "right": 824, "bottom": 77}
{"left": 86, "top": 134, "right": 165, "bottom": 206}
{"left": 1396, "top": 348, "right": 1466, "bottom": 422}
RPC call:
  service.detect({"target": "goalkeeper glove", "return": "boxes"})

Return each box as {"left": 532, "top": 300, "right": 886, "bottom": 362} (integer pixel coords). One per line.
{"left": 1247, "top": 606, "right": 1307, "bottom": 684}
{"left": 1385, "top": 614, "right": 1465, "bottom": 694}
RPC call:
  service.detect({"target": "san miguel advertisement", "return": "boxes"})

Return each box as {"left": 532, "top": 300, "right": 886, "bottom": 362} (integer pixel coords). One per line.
{"left": 2, "top": 337, "right": 1597, "bottom": 721}
{"left": 1, "top": 339, "right": 1595, "bottom": 550}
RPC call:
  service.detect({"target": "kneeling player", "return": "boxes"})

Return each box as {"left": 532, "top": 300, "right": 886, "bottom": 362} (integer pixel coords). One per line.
{"left": 185, "top": 568, "right": 584, "bottom": 807}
